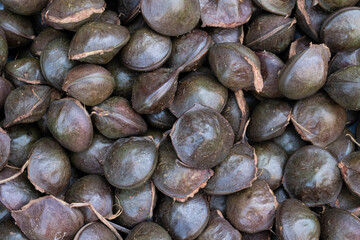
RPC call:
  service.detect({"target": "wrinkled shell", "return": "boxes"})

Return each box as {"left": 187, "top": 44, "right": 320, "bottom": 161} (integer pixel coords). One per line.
{"left": 47, "top": 98, "right": 93, "bottom": 152}
{"left": 171, "top": 104, "right": 234, "bottom": 170}
{"left": 283, "top": 145, "right": 343, "bottom": 206}
{"left": 291, "top": 93, "right": 347, "bottom": 147}
{"left": 120, "top": 27, "right": 172, "bottom": 72}
{"left": 156, "top": 194, "right": 210, "bottom": 240}
{"left": 28, "top": 137, "right": 71, "bottom": 195}
{"left": 199, "top": 0, "right": 252, "bottom": 27}
{"left": 141, "top": 0, "right": 200, "bottom": 37}
{"left": 65, "top": 175, "right": 113, "bottom": 222}
{"left": 114, "top": 181, "right": 156, "bottom": 227}
{"left": 12, "top": 196, "right": 84, "bottom": 240}
{"left": 3, "top": 85, "right": 51, "bottom": 128}
{"left": 63, "top": 64, "right": 115, "bottom": 106}
{"left": 92, "top": 96, "right": 147, "bottom": 139}
{"left": 42, "top": 0, "right": 106, "bottom": 31}
{"left": 226, "top": 180, "right": 278, "bottom": 233}
{"left": 104, "top": 137, "right": 157, "bottom": 189}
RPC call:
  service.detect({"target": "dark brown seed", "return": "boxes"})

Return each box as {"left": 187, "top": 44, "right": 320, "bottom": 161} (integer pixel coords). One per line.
{"left": 0, "top": 202, "right": 10, "bottom": 223}
{"left": 208, "top": 195, "right": 227, "bottom": 215}
{"left": 320, "top": 7, "right": 360, "bottom": 52}
{"left": 104, "top": 137, "right": 157, "bottom": 189}
{"left": 145, "top": 109, "right": 177, "bottom": 130}
{"left": 170, "top": 104, "right": 234, "bottom": 170}
{"left": 324, "top": 65, "right": 360, "bottom": 110}
{"left": 125, "top": 222, "right": 171, "bottom": 240}
{"left": 30, "top": 28, "right": 68, "bottom": 57}
{"left": 68, "top": 22, "right": 130, "bottom": 64}
{"left": 209, "top": 42, "right": 263, "bottom": 92}
{"left": 247, "top": 99, "right": 292, "bottom": 142}
{"left": 278, "top": 44, "right": 331, "bottom": 100}
{"left": 0, "top": 77, "right": 14, "bottom": 109}
{"left": 204, "top": 141, "right": 257, "bottom": 195}
{"left": 70, "top": 133, "right": 113, "bottom": 175}
{"left": 40, "top": 38, "right": 78, "bottom": 90}
{"left": 47, "top": 98, "right": 93, "bottom": 152}
{"left": 0, "top": 9, "right": 35, "bottom": 48}
{"left": 4, "top": 57, "right": 46, "bottom": 87}
{"left": 63, "top": 64, "right": 115, "bottom": 106}
{"left": 209, "top": 26, "right": 244, "bottom": 44}
{"left": 74, "top": 222, "right": 117, "bottom": 240}
{"left": 255, "top": 51, "right": 284, "bottom": 98}
{"left": 0, "top": 168, "right": 41, "bottom": 211}
{"left": 114, "top": 181, "right": 156, "bottom": 227}
{"left": 152, "top": 138, "right": 213, "bottom": 202}
{"left": 94, "top": 10, "right": 121, "bottom": 25}
{"left": 291, "top": 93, "right": 347, "bottom": 147}
{"left": 328, "top": 48, "right": 360, "bottom": 74}
{"left": 12, "top": 196, "right": 84, "bottom": 240}
{"left": 120, "top": 27, "right": 172, "bottom": 72}
{"left": 0, "top": 128, "right": 10, "bottom": 171}
{"left": 283, "top": 145, "right": 343, "bottom": 206}
{"left": 169, "top": 72, "right": 228, "bottom": 118}
{"left": 92, "top": 96, "right": 147, "bottom": 139}
{"left": 0, "top": 0, "right": 47, "bottom": 15}
{"left": 140, "top": 0, "right": 200, "bottom": 37}
{"left": 274, "top": 187, "right": 289, "bottom": 204}
{"left": 28, "top": 137, "right": 71, "bottom": 195}
{"left": 65, "top": 175, "right": 113, "bottom": 222}
{"left": 320, "top": 208, "right": 360, "bottom": 239}
{"left": 0, "top": 28, "right": 8, "bottom": 73}
{"left": 242, "top": 231, "right": 271, "bottom": 240}
{"left": 197, "top": 210, "right": 242, "bottom": 240}
{"left": 254, "top": 141, "right": 288, "bottom": 190}
{"left": 338, "top": 151, "right": 360, "bottom": 197}
{"left": 245, "top": 14, "right": 296, "bottom": 54}
{"left": 326, "top": 128, "right": 355, "bottom": 162}
{"left": 199, "top": 0, "right": 252, "bottom": 27}
{"left": 167, "top": 29, "right": 212, "bottom": 72}
{"left": 221, "top": 90, "right": 249, "bottom": 142}
{"left": 287, "top": 35, "right": 311, "bottom": 59}
{"left": 106, "top": 61, "right": 138, "bottom": 100}
{"left": 111, "top": 0, "right": 140, "bottom": 24}
{"left": 272, "top": 125, "right": 307, "bottom": 156}
{"left": 315, "top": 0, "right": 359, "bottom": 12}
{"left": 42, "top": 0, "right": 106, "bottom": 31}
{"left": 3, "top": 85, "right": 51, "bottom": 128}
{"left": 131, "top": 68, "right": 180, "bottom": 114}
{"left": 276, "top": 198, "right": 320, "bottom": 240}
{"left": 0, "top": 220, "right": 28, "bottom": 240}
{"left": 226, "top": 180, "right": 278, "bottom": 233}
{"left": 296, "top": 0, "right": 328, "bottom": 42}
{"left": 253, "top": 0, "right": 295, "bottom": 16}
{"left": 329, "top": 185, "right": 360, "bottom": 217}
{"left": 156, "top": 194, "right": 210, "bottom": 240}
